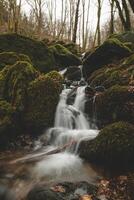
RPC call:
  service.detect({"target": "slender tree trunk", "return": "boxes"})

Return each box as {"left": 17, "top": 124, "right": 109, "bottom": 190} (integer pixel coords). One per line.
{"left": 83, "top": 0, "right": 90, "bottom": 50}
{"left": 72, "top": 0, "right": 80, "bottom": 43}
{"left": 114, "top": 0, "right": 131, "bottom": 31}
{"left": 82, "top": 0, "right": 85, "bottom": 50}
{"left": 109, "top": 0, "right": 114, "bottom": 34}
{"left": 97, "top": 0, "right": 101, "bottom": 46}
{"left": 128, "top": 0, "right": 134, "bottom": 13}
{"left": 122, "top": 0, "right": 131, "bottom": 31}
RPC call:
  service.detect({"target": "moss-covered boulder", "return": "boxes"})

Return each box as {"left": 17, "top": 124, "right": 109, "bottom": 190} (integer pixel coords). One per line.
{"left": 83, "top": 38, "right": 131, "bottom": 77}
{"left": 95, "top": 85, "right": 134, "bottom": 126}
{"left": 0, "top": 52, "right": 31, "bottom": 71}
{"left": 78, "top": 121, "right": 134, "bottom": 167}
{"left": 49, "top": 44, "right": 81, "bottom": 69}
{"left": 109, "top": 32, "right": 134, "bottom": 50}
{"left": 88, "top": 64, "right": 133, "bottom": 88}
{"left": 0, "top": 61, "right": 39, "bottom": 111}
{"left": 0, "top": 100, "right": 18, "bottom": 146}
{"left": 25, "top": 71, "right": 62, "bottom": 131}
{"left": 0, "top": 33, "right": 56, "bottom": 73}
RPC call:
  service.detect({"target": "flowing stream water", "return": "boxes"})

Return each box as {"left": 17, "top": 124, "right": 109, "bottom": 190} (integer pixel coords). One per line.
{"left": 0, "top": 81, "right": 100, "bottom": 199}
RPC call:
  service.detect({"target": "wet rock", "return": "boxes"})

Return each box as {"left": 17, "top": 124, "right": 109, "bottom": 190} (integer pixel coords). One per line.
{"left": 78, "top": 121, "right": 134, "bottom": 168}
{"left": 95, "top": 86, "right": 106, "bottom": 93}
{"left": 27, "top": 182, "right": 98, "bottom": 200}
{"left": 85, "top": 86, "right": 95, "bottom": 98}
{"left": 83, "top": 38, "right": 131, "bottom": 78}
{"left": 79, "top": 79, "right": 87, "bottom": 86}
{"left": 64, "top": 66, "right": 81, "bottom": 81}
{"left": 27, "top": 185, "right": 63, "bottom": 200}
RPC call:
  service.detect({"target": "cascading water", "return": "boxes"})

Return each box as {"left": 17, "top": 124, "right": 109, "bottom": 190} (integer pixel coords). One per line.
{"left": 13, "top": 82, "right": 99, "bottom": 183}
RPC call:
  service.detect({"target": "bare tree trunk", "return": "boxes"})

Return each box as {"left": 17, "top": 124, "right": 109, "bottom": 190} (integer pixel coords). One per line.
{"left": 83, "top": 0, "right": 90, "bottom": 50}
{"left": 114, "top": 0, "right": 131, "bottom": 31}
{"left": 109, "top": 0, "right": 114, "bottom": 34}
{"left": 82, "top": 0, "right": 85, "bottom": 50}
{"left": 128, "top": 0, "right": 134, "bottom": 12}
{"left": 122, "top": 0, "right": 131, "bottom": 30}
{"left": 97, "top": 0, "right": 101, "bottom": 46}
{"left": 72, "top": 0, "right": 80, "bottom": 43}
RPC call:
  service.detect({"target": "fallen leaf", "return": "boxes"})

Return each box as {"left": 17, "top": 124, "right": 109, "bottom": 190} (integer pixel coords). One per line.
{"left": 50, "top": 185, "right": 65, "bottom": 193}
{"left": 80, "top": 194, "right": 92, "bottom": 200}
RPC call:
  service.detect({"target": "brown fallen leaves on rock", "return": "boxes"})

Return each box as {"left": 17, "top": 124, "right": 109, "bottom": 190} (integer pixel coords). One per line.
{"left": 50, "top": 185, "right": 66, "bottom": 193}
{"left": 80, "top": 194, "right": 93, "bottom": 200}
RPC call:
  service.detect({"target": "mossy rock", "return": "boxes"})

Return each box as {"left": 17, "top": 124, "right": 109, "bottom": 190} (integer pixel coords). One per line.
{"left": 124, "top": 54, "right": 134, "bottom": 66}
{"left": 95, "top": 85, "right": 134, "bottom": 125}
{"left": 49, "top": 44, "right": 81, "bottom": 69}
{"left": 64, "top": 42, "right": 80, "bottom": 55}
{"left": 25, "top": 72, "right": 62, "bottom": 132}
{"left": 0, "top": 61, "right": 39, "bottom": 111}
{"left": 0, "top": 100, "right": 18, "bottom": 146}
{"left": 45, "top": 70, "right": 63, "bottom": 83}
{"left": 0, "top": 51, "right": 31, "bottom": 70}
{"left": 83, "top": 38, "right": 131, "bottom": 78}
{"left": 0, "top": 33, "right": 56, "bottom": 73}
{"left": 78, "top": 121, "right": 134, "bottom": 167}
{"left": 109, "top": 32, "right": 134, "bottom": 45}
{"left": 88, "top": 64, "right": 133, "bottom": 88}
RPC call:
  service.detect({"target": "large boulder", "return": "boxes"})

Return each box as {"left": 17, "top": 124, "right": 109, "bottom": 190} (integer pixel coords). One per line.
{"left": 78, "top": 121, "right": 134, "bottom": 167}
{"left": 94, "top": 85, "right": 134, "bottom": 126}
{"left": 0, "top": 33, "right": 55, "bottom": 73}
{"left": 0, "top": 61, "right": 39, "bottom": 111}
{"left": 49, "top": 44, "right": 81, "bottom": 69}
{"left": 25, "top": 71, "right": 62, "bottom": 132}
{"left": 83, "top": 38, "right": 131, "bottom": 78}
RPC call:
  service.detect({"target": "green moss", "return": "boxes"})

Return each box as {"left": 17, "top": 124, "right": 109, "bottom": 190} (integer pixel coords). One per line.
{"left": 124, "top": 54, "right": 134, "bottom": 65}
{"left": 95, "top": 85, "right": 134, "bottom": 125}
{"left": 0, "top": 61, "right": 39, "bottom": 111}
{"left": 0, "top": 52, "right": 32, "bottom": 70}
{"left": 0, "top": 100, "right": 18, "bottom": 145}
{"left": 79, "top": 121, "right": 134, "bottom": 166}
{"left": 45, "top": 70, "right": 63, "bottom": 83}
{"left": 64, "top": 42, "right": 79, "bottom": 55}
{"left": 109, "top": 32, "right": 134, "bottom": 44}
{"left": 49, "top": 44, "right": 81, "bottom": 69}
{"left": 88, "top": 63, "right": 132, "bottom": 88}
{"left": 83, "top": 38, "right": 131, "bottom": 77}
{"left": 25, "top": 73, "right": 62, "bottom": 131}
{"left": 0, "top": 33, "right": 55, "bottom": 73}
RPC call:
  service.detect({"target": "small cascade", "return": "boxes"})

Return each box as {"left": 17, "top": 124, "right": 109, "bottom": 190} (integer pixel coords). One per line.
{"left": 54, "top": 88, "right": 73, "bottom": 129}
{"left": 92, "top": 95, "right": 98, "bottom": 129}
{"left": 15, "top": 81, "right": 99, "bottom": 183}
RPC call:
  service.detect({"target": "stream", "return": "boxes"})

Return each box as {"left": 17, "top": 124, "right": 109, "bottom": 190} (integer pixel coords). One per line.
{"left": 0, "top": 82, "right": 101, "bottom": 199}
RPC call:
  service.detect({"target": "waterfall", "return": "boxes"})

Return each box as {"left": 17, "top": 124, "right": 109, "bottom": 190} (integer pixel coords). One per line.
{"left": 16, "top": 84, "right": 99, "bottom": 183}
